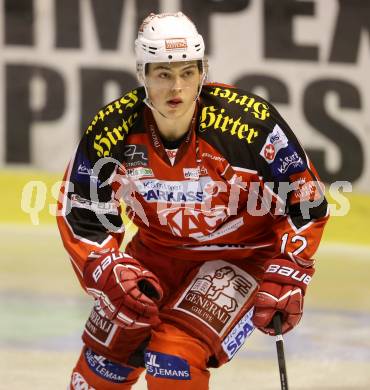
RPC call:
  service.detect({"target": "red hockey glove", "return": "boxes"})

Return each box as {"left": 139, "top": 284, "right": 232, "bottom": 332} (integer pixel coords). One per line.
{"left": 83, "top": 249, "right": 163, "bottom": 329}
{"left": 252, "top": 259, "right": 315, "bottom": 335}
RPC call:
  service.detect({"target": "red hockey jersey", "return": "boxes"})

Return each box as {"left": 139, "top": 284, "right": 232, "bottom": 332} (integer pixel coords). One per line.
{"left": 57, "top": 84, "right": 329, "bottom": 289}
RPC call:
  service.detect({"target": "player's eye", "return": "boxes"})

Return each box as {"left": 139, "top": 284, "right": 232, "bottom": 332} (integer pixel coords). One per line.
{"left": 158, "top": 72, "right": 171, "bottom": 79}
{"left": 182, "top": 70, "right": 195, "bottom": 78}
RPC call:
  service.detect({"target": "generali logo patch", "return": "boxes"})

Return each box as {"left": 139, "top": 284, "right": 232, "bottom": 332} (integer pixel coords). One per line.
{"left": 165, "top": 38, "right": 188, "bottom": 51}
{"left": 174, "top": 260, "right": 257, "bottom": 335}
{"left": 84, "top": 303, "right": 118, "bottom": 346}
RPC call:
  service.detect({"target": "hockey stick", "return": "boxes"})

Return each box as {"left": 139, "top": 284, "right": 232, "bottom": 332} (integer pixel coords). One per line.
{"left": 272, "top": 313, "right": 289, "bottom": 390}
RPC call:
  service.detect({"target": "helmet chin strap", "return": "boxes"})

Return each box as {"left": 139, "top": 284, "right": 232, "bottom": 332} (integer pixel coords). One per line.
{"left": 143, "top": 96, "right": 167, "bottom": 118}
{"left": 141, "top": 78, "right": 170, "bottom": 118}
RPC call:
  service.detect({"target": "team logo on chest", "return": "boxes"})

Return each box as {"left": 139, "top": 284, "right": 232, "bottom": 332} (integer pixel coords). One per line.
{"left": 157, "top": 206, "right": 228, "bottom": 239}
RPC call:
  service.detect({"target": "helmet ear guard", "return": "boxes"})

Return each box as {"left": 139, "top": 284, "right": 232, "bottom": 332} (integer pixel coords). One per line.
{"left": 136, "top": 63, "right": 145, "bottom": 85}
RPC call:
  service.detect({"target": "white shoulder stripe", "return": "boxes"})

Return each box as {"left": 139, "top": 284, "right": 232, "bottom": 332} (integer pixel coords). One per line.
{"left": 231, "top": 166, "right": 258, "bottom": 175}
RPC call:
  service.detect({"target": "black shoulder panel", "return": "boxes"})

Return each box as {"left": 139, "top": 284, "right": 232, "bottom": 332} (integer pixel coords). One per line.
{"left": 198, "top": 84, "right": 308, "bottom": 181}
{"left": 83, "top": 87, "right": 146, "bottom": 163}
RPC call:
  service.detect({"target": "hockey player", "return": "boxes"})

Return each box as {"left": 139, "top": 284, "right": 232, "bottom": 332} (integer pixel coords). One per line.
{"left": 57, "top": 12, "right": 329, "bottom": 389}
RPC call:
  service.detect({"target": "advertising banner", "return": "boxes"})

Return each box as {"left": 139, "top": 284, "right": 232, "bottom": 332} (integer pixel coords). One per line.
{"left": 0, "top": 0, "right": 369, "bottom": 189}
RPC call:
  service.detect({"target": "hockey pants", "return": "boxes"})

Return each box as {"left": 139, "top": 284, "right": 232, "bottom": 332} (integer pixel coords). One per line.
{"left": 70, "top": 322, "right": 210, "bottom": 389}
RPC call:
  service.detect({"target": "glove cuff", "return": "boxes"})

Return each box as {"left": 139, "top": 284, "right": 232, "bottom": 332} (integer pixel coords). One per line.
{"left": 262, "top": 259, "right": 315, "bottom": 294}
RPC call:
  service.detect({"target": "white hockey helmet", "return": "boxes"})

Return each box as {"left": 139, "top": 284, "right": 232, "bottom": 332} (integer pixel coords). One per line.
{"left": 135, "top": 12, "right": 207, "bottom": 83}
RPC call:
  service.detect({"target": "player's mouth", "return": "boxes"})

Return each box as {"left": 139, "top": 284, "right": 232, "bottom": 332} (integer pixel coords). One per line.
{"left": 167, "top": 97, "right": 183, "bottom": 108}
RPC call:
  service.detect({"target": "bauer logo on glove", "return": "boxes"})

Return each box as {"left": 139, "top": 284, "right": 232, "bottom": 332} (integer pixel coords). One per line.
{"left": 265, "top": 263, "right": 313, "bottom": 286}
{"left": 91, "top": 251, "right": 127, "bottom": 282}
{"left": 83, "top": 249, "right": 163, "bottom": 329}
{"left": 252, "top": 259, "right": 315, "bottom": 335}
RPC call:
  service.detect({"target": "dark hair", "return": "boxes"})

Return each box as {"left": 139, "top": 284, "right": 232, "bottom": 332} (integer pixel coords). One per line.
{"left": 145, "top": 60, "right": 203, "bottom": 75}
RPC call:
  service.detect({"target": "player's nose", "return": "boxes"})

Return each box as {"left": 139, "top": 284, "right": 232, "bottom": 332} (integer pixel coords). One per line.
{"left": 170, "top": 75, "right": 184, "bottom": 91}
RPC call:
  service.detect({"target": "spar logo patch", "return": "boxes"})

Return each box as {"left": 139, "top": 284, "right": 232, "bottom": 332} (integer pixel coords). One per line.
{"left": 222, "top": 307, "right": 255, "bottom": 360}
{"left": 173, "top": 260, "right": 257, "bottom": 335}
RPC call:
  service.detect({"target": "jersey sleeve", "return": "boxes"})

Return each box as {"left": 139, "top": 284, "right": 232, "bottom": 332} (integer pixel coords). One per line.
{"left": 252, "top": 109, "right": 329, "bottom": 268}
{"left": 57, "top": 111, "right": 127, "bottom": 289}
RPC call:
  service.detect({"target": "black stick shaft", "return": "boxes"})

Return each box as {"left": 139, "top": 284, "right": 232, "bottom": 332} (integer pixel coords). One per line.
{"left": 273, "top": 314, "right": 289, "bottom": 390}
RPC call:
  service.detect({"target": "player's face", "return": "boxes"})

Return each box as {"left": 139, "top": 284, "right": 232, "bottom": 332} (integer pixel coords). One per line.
{"left": 146, "top": 61, "right": 201, "bottom": 119}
